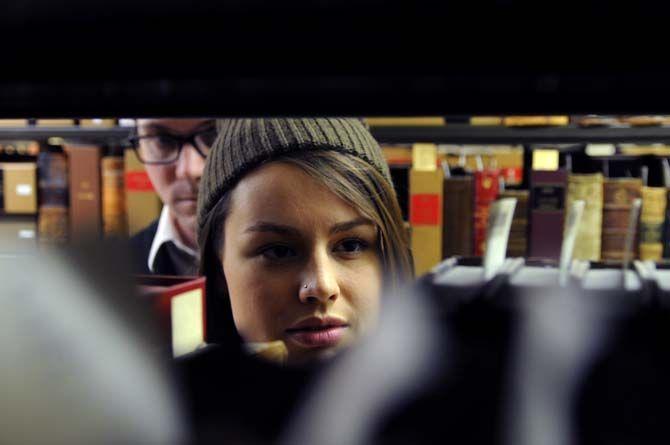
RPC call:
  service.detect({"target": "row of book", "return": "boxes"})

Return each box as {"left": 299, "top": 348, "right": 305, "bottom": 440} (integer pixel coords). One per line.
{"left": 3, "top": 115, "right": 667, "bottom": 130}
{"left": 0, "top": 141, "right": 161, "bottom": 253}
{"left": 424, "top": 189, "right": 655, "bottom": 298}
{"left": 406, "top": 143, "right": 670, "bottom": 275}
{"left": 367, "top": 115, "right": 670, "bottom": 128}
{"left": 0, "top": 119, "right": 127, "bottom": 128}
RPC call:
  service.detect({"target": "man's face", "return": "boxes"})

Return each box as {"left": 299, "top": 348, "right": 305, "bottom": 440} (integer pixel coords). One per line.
{"left": 136, "top": 118, "right": 214, "bottom": 234}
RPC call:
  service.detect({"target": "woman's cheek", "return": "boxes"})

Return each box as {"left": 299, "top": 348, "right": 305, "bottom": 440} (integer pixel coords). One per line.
{"left": 235, "top": 271, "right": 296, "bottom": 342}
{"left": 341, "top": 264, "right": 382, "bottom": 334}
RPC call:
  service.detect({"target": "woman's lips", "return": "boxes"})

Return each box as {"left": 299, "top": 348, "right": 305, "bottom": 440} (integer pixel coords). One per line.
{"left": 286, "top": 326, "right": 348, "bottom": 348}
{"left": 285, "top": 317, "right": 349, "bottom": 348}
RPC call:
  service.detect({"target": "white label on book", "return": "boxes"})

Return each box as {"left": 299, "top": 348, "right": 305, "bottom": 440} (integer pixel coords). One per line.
{"left": 171, "top": 289, "right": 204, "bottom": 357}
{"left": 532, "top": 149, "right": 559, "bottom": 171}
{"left": 412, "top": 143, "right": 437, "bottom": 171}
{"left": 585, "top": 144, "right": 616, "bottom": 157}
{"left": 483, "top": 197, "right": 517, "bottom": 280}
{"left": 559, "top": 200, "right": 585, "bottom": 287}
{"left": 18, "top": 230, "right": 35, "bottom": 239}
{"left": 15, "top": 184, "right": 32, "bottom": 196}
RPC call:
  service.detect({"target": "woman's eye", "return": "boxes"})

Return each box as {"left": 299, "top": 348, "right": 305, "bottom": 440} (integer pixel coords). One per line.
{"left": 261, "top": 245, "right": 296, "bottom": 260}
{"left": 335, "top": 238, "right": 368, "bottom": 253}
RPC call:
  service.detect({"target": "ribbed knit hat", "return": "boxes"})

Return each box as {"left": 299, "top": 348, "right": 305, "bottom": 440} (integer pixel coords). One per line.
{"left": 197, "top": 118, "right": 392, "bottom": 232}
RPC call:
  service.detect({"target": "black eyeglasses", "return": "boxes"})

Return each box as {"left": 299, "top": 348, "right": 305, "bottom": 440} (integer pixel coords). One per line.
{"left": 128, "top": 127, "right": 218, "bottom": 164}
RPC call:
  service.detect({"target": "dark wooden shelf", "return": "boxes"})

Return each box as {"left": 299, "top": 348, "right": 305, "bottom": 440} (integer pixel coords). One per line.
{"left": 0, "top": 127, "right": 133, "bottom": 142}
{"left": 4, "top": 124, "right": 670, "bottom": 147}
{"left": 370, "top": 125, "right": 670, "bottom": 145}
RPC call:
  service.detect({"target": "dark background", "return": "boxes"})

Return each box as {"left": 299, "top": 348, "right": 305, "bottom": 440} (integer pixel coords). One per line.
{"left": 2, "top": 0, "right": 669, "bottom": 116}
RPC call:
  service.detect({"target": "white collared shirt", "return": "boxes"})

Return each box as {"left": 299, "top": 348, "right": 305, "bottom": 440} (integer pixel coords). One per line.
{"left": 148, "top": 206, "right": 198, "bottom": 273}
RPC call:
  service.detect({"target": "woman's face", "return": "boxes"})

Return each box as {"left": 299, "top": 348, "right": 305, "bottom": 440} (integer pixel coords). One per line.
{"left": 220, "top": 162, "right": 383, "bottom": 364}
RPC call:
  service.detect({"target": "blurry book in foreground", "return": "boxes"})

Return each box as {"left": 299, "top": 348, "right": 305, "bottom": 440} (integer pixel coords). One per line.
{"left": 135, "top": 275, "right": 207, "bottom": 358}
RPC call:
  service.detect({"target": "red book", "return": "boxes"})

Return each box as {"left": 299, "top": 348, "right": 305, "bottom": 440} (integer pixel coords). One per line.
{"left": 473, "top": 169, "right": 500, "bottom": 256}
{"left": 528, "top": 170, "right": 568, "bottom": 260}
{"left": 135, "top": 275, "right": 207, "bottom": 357}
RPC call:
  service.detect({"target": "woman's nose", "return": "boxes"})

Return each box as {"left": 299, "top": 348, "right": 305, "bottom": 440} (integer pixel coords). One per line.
{"left": 299, "top": 253, "right": 340, "bottom": 305}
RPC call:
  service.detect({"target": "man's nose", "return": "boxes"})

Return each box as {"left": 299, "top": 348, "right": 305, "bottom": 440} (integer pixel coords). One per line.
{"left": 299, "top": 252, "right": 340, "bottom": 305}
{"left": 175, "top": 143, "right": 205, "bottom": 180}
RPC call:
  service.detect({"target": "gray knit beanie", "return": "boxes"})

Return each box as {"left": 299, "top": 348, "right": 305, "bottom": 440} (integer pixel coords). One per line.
{"left": 197, "top": 118, "right": 392, "bottom": 232}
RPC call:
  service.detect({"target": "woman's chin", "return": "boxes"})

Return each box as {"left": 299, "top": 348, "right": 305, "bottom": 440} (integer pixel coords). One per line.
{"left": 286, "top": 346, "right": 342, "bottom": 366}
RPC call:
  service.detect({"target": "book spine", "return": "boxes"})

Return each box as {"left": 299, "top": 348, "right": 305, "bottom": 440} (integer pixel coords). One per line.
{"left": 2, "top": 164, "right": 37, "bottom": 214}
{"left": 528, "top": 170, "right": 567, "bottom": 259}
{"left": 639, "top": 186, "right": 667, "bottom": 261}
{"left": 0, "top": 167, "right": 4, "bottom": 212}
{"left": 601, "top": 179, "right": 642, "bottom": 261}
{"left": 500, "top": 190, "right": 529, "bottom": 257}
{"left": 409, "top": 169, "right": 443, "bottom": 275}
{"left": 473, "top": 169, "right": 500, "bottom": 256}
{"left": 124, "top": 149, "right": 162, "bottom": 236}
{"left": 101, "top": 156, "right": 127, "bottom": 237}
{"left": 565, "top": 173, "right": 604, "bottom": 261}
{"left": 37, "top": 151, "right": 69, "bottom": 243}
{"left": 442, "top": 177, "right": 474, "bottom": 257}
{"left": 663, "top": 189, "right": 670, "bottom": 258}
{"left": 67, "top": 145, "right": 102, "bottom": 240}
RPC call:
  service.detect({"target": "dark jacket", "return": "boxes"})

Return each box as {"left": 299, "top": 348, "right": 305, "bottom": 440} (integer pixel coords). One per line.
{"left": 129, "top": 219, "right": 159, "bottom": 275}
{"left": 129, "top": 219, "right": 198, "bottom": 276}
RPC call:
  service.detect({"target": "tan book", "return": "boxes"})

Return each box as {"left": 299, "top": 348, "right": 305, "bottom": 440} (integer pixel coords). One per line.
{"left": 365, "top": 117, "right": 445, "bottom": 126}
{"left": 619, "top": 144, "right": 670, "bottom": 156}
{"left": 639, "top": 186, "right": 667, "bottom": 261}
{"left": 35, "top": 119, "right": 76, "bottom": 127}
{"left": 575, "top": 115, "right": 619, "bottom": 127}
{"left": 409, "top": 168, "right": 443, "bottom": 275}
{"left": 0, "top": 119, "right": 29, "bottom": 127}
{"left": 1, "top": 163, "right": 37, "bottom": 214}
{"left": 503, "top": 116, "right": 569, "bottom": 127}
{"left": 565, "top": 173, "right": 604, "bottom": 261}
{"left": 619, "top": 115, "right": 665, "bottom": 127}
{"left": 101, "top": 155, "right": 127, "bottom": 237}
{"left": 124, "top": 149, "right": 161, "bottom": 235}
{"left": 601, "top": 178, "right": 642, "bottom": 260}
{"left": 79, "top": 119, "right": 117, "bottom": 128}
{"left": 470, "top": 116, "right": 503, "bottom": 126}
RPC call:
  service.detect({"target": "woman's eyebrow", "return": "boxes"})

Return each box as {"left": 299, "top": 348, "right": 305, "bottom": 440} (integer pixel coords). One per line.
{"left": 329, "top": 218, "right": 375, "bottom": 235}
{"left": 244, "top": 222, "right": 300, "bottom": 236}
